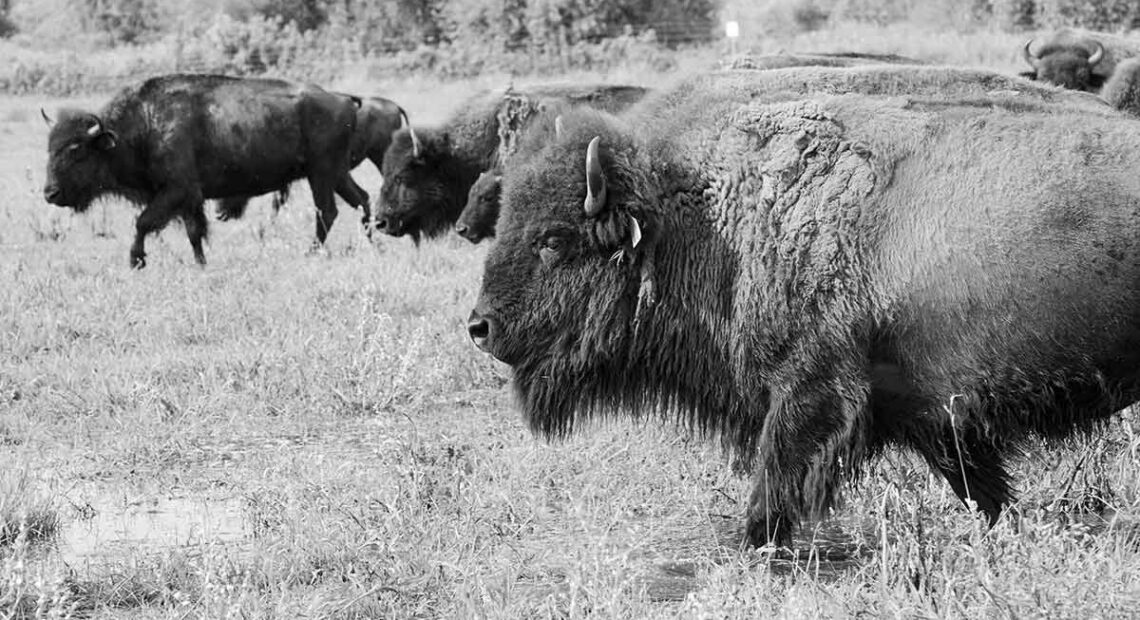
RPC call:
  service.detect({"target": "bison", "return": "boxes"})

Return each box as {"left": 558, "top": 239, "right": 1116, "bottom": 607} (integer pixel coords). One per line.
{"left": 376, "top": 84, "right": 651, "bottom": 243}
{"left": 215, "top": 94, "right": 406, "bottom": 228}
{"left": 467, "top": 68, "right": 1140, "bottom": 547}
{"left": 455, "top": 170, "right": 501, "bottom": 243}
{"left": 43, "top": 74, "right": 369, "bottom": 268}
{"left": 1019, "top": 28, "right": 1140, "bottom": 92}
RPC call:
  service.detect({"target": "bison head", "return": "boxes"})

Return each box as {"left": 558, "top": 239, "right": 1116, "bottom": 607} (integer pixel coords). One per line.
{"left": 377, "top": 126, "right": 471, "bottom": 243}
{"left": 1021, "top": 38, "right": 1107, "bottom": 92}
{"left": 468, "top": 113, "right": 660, "bottom": 436}
{"left": 455, "top": 170, "right": 501, "bottom": 243}
{"left": 43, "top": 110, "right": 120, "bottom": 212}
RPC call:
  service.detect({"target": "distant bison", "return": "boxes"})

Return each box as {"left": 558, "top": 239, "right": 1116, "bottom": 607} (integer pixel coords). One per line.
{"left": 456, "top": 170, "right": 501, "bottom": 243}
{"left": 214, "top": 94, "right": 406, "bottom": 232}
{"left": 43, "top": 74, "right": 368, "bottom": 268}
{"left": 468, "top": 68, "right": 1140, "bottom": 547}
{"left": 377, "top": 84, "right": 650, "bottom": 243}
{"left": 1020, "top": 28, "right": 1140, "bottom": 92}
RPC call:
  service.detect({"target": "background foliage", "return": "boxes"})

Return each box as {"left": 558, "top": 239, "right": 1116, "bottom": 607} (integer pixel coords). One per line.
{"left": 1, "top": 0, "right": 1140, "bottom": 95}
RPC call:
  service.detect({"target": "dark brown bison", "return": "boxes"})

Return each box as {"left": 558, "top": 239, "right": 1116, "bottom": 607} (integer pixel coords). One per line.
{"left": 43, "top": 74, "right": 369, "bottom": 268}
{"left": 376, "top": 84, "right": 650, "bottom": 243}
{"left": 455, "top": 170, "right": 501, "bottom": 243}
{"left": 467, "top": 68, "right": 1140, "bottom": 547}
{"left": 214, "top": 94, "right": 405, "bottom": 231}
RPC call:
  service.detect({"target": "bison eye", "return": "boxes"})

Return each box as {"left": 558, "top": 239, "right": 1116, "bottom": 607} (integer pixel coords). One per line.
{"left": 538, "top": 233, "right": 572, "bottom": 268}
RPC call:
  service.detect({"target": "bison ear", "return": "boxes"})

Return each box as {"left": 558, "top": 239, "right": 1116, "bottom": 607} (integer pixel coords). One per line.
{"left": 583, "top": 136, "right": 607, "bottom": 217}
{"left": 93, "top": 130, "right": 118, "bottom": 151}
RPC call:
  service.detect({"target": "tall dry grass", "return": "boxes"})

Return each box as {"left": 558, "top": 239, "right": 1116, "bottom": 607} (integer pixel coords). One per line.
{"left": 2, "top": 21, "right": 1140, "bottom": 620}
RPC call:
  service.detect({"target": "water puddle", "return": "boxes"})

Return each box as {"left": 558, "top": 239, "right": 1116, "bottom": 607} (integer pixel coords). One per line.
{"left": 59, "top": 492, "right": 249, "bottom": 563}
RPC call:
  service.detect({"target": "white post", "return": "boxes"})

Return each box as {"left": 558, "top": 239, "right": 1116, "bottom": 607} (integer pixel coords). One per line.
{"left": 725, "top": 20, "right": 740, "bottom": 57}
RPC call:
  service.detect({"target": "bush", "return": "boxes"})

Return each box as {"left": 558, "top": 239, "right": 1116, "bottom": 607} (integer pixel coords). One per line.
{"left": 83, "top": 0, "right": 167, "bottom": 44}
{"left": 1035, "top": 0, "right": 1140, "bottom": 31}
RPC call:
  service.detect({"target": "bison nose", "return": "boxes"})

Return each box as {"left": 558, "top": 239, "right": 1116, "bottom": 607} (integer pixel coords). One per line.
{"left": 467, "top": 310, "right": 491, "bottom": 351}
{"left": 455, "top": 222, "right": 469, "bottom": 236}
{"left": 43, "top": 185, "right": 61, "bottom": 204}
{"left": 376, "top": 216, "right": 389, "bottom": 231}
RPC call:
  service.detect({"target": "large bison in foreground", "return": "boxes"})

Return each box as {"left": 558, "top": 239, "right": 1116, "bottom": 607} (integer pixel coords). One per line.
{"left": 43, "top": 74, "right": 368, "bottom": 268}
{"left": 468, "top": 69, "right": 1140, "bottom": 547}
{"left": 215, "top": 94, "right": 406, "bottom": 227}
{"left": 376, "top": 83, "right": 651, "bottom": 243}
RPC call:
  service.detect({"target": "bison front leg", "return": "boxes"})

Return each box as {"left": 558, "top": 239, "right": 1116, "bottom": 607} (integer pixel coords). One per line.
{"left": 131, "top": 191, "right": 185, "bottom": 269}
{"left": 745, "top": 373, "right": 870, "bottom": 548}
{"left": 334, "top": 174, "right": 372, "bottom": 239}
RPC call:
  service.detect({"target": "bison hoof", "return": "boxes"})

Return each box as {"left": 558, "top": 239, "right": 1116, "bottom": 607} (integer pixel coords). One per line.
{"left": 743, "top": 513, "right": 792, "bottom": 549}
{"left": 130, "top": 253, "right": 147, "bottom": 270}
{"left": 306, "top": 241, "right": 329, "bottom": 257}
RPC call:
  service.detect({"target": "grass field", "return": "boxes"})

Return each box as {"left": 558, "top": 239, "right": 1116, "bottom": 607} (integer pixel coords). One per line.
{"left": 3, "top": 23, "right": 1140, "bottom": 619}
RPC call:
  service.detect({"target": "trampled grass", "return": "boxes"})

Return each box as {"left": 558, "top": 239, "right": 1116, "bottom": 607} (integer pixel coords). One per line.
{"left": 3, "top": 23, "right": 1140, "bottom": 619}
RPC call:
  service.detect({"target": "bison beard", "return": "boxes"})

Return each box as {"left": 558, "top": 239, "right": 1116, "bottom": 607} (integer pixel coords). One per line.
{"left": 471, "top": 77, "right": 1140, "bottom": 547}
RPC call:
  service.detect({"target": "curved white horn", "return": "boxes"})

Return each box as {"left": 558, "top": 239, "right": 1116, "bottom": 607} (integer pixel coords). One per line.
{"left": 1022, "top": 38, "right": 1038, "bottom": 68}
{"left": 86, "top": 119, "right": 101, "bottom": 136}
{"left": 1088, "top": 41, "right": 1105, "bottom": 66}
{"left": 583, "top": 136, "right": 607, "bottom": 217}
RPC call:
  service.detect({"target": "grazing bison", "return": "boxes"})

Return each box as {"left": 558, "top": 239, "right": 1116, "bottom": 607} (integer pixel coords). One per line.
{"left": 214, "top": 94, "right": 405, "bottom": 232}
{"left": 377, "top": 84, "right": 650, "bottom": 243}
{"left": 467, "top": 68, "right": 1140, "bottom": 547}
{"left": 1019, "top": 28, "right": 1140, "bottom": 92}
{"left": 455, "top": 170, "right": 501, "bottom": 243}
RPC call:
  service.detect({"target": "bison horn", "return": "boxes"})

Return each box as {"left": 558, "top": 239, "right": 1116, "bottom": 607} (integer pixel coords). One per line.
{"left": 40, "top": 108, "right": 53, "bottom": 125}
{"left": 1022, "top": 38, "right": 1039, "bottom": 67}
{"left": 408, "top": 124, "right": 423, "bottom": 158}
{"left": 1088, "top": 41, "right": 1105, "bottom": 66}
{"left": 399, "top": 109, "right": 423, "bottom": 158}
{"left": 555, "top": 115, "right": 564, "bottom": 139}
{"left": 86, "top": 119, "right": 101, "bottom": 136}
{"left": 583, "top": 136, "right": 607, "bottom": 217}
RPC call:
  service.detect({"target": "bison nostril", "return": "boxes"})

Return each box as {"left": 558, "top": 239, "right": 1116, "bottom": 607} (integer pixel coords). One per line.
{"left": 376, "top": 217, "right": 389, "bottom": 230}
{"left": 467, "top": 312, "right": 490, "bottom": 349}
{"left": 43, "top": 186, "right": 60, "bottom": 202}
{"left": 455, "top": 223, "right": 468, "bottom": 235}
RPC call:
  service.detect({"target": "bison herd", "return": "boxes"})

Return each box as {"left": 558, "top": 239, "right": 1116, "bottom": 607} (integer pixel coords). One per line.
{"left": 38, "top": 30, "right": 1140, "bottom": 548}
